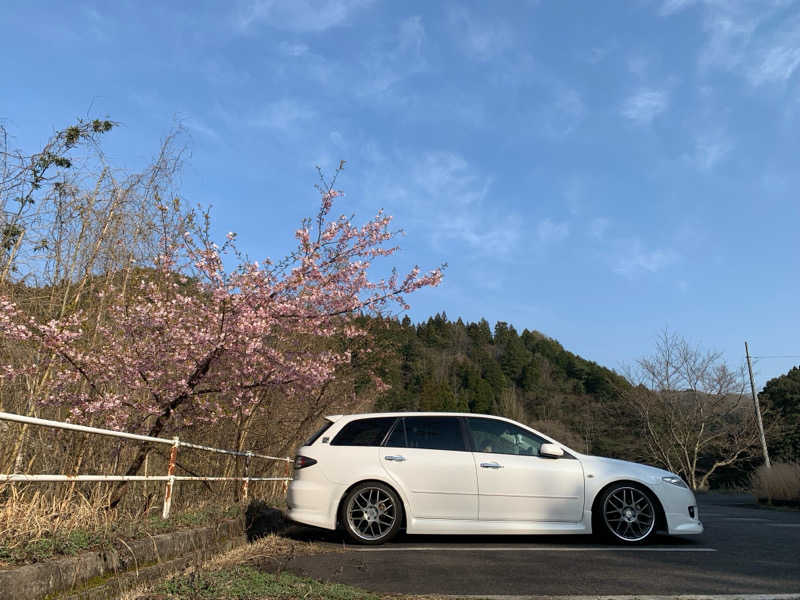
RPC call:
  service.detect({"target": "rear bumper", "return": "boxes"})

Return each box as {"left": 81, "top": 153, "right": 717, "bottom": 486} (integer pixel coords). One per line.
{"left": 287, "top": 508, "right": 336, "bottom": 530}
{"left": 286, "top": 478, "right": 341, "bottom": 530}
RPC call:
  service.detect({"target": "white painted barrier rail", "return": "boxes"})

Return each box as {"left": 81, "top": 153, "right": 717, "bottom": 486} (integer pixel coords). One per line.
{"left": 0, "top": 411, "right": 293, "bottom": 518}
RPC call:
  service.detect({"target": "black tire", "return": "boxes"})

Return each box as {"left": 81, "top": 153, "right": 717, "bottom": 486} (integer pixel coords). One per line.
{"left": 339, "top": 481, "right": 402, "bottom": 545}
{"left": 595, "top": 482, "right": 658, "bottom": 544}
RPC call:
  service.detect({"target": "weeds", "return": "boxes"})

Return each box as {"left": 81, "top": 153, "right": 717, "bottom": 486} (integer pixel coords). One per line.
{"left": 0, "top": 484, "right": 252, "bottom": 566}
{"left": 159, "top": 567, "right": 380, "bottom": 600}
{"left": 751, "top": 462, "right": 800, "bottom": 504}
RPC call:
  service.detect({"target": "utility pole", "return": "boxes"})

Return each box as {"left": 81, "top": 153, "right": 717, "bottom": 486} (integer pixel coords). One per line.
{"left": 745, "top": 342, "right": 771, "bottom": 468}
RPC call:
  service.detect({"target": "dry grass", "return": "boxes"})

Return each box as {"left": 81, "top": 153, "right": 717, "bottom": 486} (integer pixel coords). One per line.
{"left": 124, "top": 533, "right": 330, "bottom": 599}
{"left": 751, "top": 462, "right": 800, "bottom": 504}
{"left": 0, "top": 483, "right": 246, "bottom": 566}
{"left": 200, "top": 532, "right": 328, "bottom": 572}
{"left": 0, "top": 484, "right": 115, "bottom": 564}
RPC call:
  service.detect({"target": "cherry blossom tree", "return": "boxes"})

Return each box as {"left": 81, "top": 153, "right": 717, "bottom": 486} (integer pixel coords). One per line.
{"left": 0, "top": 165, "right": 443, "bottom": 504}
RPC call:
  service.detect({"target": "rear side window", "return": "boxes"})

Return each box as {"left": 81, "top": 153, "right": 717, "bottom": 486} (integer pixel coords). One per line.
{"left": 331, "top": 417, "right": 397, "bottom": 447}
{"left": 303, "top": 420, "right": 334, "bottom": 446}
{"left": 404, "top": 416, "right": 467, "bottom": 451}
{"left": 384, "top": 418, "right": 406, "bottom": 447}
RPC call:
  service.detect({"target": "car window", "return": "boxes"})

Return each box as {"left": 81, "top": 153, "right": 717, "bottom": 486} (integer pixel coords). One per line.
{"left": 331, "top": 417, "right": 396, "bottom": 447}
{"left": 404, "top": 416, "right": 467, "bottom": 451}
{"left": 303, "top": 420, "right": 334, "bottom": 446}
{"left": 467, "top": 417, "right": 545, "bottom": 456}
{"left": 384, "top": 418, "right": 406, "bottom": 447}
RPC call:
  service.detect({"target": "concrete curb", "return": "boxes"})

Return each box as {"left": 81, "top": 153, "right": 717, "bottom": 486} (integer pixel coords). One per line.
{"left": 0, "top": 517, "right": 246, "bottom": 600}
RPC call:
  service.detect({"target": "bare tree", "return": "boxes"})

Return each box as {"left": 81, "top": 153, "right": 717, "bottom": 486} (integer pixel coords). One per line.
{"left": 0, "top": 120, "right": 190, "bottom": 475}
{"left": 625, "top": 329, "right": 759, "bottom": 490}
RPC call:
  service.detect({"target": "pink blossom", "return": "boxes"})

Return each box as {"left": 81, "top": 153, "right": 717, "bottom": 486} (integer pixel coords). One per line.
{"left": 1, "top": 185, "right": 444, "bottom": 432}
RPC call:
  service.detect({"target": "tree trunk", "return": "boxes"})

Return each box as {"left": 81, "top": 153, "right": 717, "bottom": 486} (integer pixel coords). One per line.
{"left": 108, "top": 349, "right": 219, "bottom": 508}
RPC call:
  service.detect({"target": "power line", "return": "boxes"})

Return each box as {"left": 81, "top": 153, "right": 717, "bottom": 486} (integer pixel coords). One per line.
{"left": 750, "top": 355, "right": 800, "bottom": 359}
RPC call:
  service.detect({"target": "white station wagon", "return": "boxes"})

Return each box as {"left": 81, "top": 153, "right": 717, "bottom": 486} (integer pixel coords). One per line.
{"left": 286, "top": 412, "right": 703, "bottom": 545}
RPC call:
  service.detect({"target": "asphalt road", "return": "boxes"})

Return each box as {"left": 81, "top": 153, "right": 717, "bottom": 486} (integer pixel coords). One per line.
{"left": 275, "top": 494, "right": 800, "bottom": 597}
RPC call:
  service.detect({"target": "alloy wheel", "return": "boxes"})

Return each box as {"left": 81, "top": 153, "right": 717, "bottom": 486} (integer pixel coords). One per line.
{"left": 345, "top": 486, "right": 398, "bottom": 542}
{"left": 602, "top": 486, "right": 656, "bottom": 542}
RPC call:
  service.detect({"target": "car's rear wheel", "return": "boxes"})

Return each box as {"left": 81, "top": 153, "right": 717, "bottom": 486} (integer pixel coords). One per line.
{"left": 340, "top": 482, "right": 402, "bottom": 545}
{"left": 598, "top": 483, "right": 657, "bottom": 543}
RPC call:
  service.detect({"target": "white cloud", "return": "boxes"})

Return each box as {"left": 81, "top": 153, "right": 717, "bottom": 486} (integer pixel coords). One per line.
{"left": 400, "top": 151, "right": 520, "bottom": 256}
{"left": 235, "top": 0, "right": 373, "bottom": 32}
{"left": 536, "top": 219, "right": 570, "bottom": 244}
{"left": 248, "top": 99, "right": 315, "bottom": 130}
{"left": 398, "top": 15, "right": 425, "bottom": 56}
{"left": 278, "top": 41, "right": 309, "bottom": 57}
{"left": 82, "top": 6, "right": 111, "bottom": 42}
{"left": 447, "top": 7, "right": 512, "bottom": 62}
{"left": 659, "top": 0, "right": 697, "bottom": 17}
{"left": 662, "top": 1, "right": 800, "bottom": 87}
{"left": 442, "top": 214, "right": 521, "bottom": 256}
{"left": 696, "top": 2, "right": 760, "bottom": 73}
{"left": 621, "top": 89, "right": 669, "bottom": 125}
{"left": 358, "top": 16, "right": 427, "bottom": 96}
{"left": 748, "top": 36, "right": 800, "bottom": 85}
{"left": 613, "top": 239, "right": 679, "bottom": 277}
{"left": 411, "top": 152, "right": 479, "bottom": 204}
{"left": 543, "top": 88, "right": 586, "bottom": 138}
{"left": 183, "top": 117, "right": 220, "bottom": 140}
{"left": 686, "top": 130, "right": 733, "bottom": 171}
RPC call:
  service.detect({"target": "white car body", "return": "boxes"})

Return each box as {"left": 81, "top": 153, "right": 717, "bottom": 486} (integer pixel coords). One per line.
{"left": 287, "top": 412, "right": 703, "bottom": 539}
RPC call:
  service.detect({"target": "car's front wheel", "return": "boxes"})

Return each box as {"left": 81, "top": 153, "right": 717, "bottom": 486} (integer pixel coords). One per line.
{"left": 597, "top": 483, "right": 658, "bottom": 543}
{"left": 340, "top": 482, "right": 402, "bottom": 545}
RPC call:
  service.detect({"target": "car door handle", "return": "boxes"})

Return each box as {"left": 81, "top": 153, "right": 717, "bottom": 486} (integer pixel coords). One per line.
{"left": 480, "top": 462, "right": 503, "bottom": 469}
{"left": 384, "top": 455, "right": 406, "bottom": 462}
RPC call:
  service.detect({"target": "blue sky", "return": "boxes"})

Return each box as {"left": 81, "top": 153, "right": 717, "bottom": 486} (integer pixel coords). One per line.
{"left": 2, "top": 0, "right": 799, "bottom": 388}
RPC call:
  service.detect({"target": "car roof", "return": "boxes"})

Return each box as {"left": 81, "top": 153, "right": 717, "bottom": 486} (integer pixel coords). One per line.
{"left": 325, "top": 411, "right": 518, "bottom": 421}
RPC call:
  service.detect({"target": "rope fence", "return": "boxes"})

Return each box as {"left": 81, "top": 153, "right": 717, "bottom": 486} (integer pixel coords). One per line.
{"left": 0, "top": 411, "right": 293, "bottom": 518}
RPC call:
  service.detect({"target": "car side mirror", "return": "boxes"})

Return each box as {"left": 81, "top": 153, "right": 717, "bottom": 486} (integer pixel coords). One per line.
{"left": 539, "top": 443, "right": 564, "bottom": 458}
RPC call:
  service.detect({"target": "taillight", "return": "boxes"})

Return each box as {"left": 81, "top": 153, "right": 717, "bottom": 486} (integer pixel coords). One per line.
{"left": 294, "top": 455, "right": 317, "bottom": 470}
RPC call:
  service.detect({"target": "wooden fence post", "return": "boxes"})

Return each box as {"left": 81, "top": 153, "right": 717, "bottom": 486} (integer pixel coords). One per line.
{"left": 241, "top": 451, "right": 252, "bottom": 503}
{"left": 282, "top": 459, "right": 291, "bottom": 496}
{"left": 162, "top": 437, "right": 179, "bottom": 519}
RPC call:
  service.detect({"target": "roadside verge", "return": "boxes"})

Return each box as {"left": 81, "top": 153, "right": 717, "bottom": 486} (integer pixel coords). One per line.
{"left": 0, "top": 517, "right": 245, "bottom": 600}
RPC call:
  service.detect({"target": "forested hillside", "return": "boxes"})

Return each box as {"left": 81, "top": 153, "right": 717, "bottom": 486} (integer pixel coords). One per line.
{"left": 361, "top": 314, "right": 643, "bottom": 460}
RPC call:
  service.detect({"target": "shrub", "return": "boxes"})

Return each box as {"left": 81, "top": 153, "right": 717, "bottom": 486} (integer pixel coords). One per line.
{"left": 750, "top": 462, "right": 800, "bottom": 504}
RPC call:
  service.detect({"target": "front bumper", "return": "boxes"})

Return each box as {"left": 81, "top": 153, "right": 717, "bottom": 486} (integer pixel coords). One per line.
{"left": 669, "top": 518, "right": 704, "bottom": 534}
{"left": 659, "top": 483, "right": 704, "bottom": 535}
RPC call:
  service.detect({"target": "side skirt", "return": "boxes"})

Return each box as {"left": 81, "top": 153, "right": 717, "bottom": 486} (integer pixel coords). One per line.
{"left": 406, "top": 516, "right": 591, "bottom": 535}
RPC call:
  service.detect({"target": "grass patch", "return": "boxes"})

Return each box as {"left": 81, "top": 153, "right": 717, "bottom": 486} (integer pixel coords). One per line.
{"left": 0, "top": 486, "right": 251, "bottom": 567}
{"left": 0, "top": 528, "right": 105, "bottom": 563}
{"left": 751, "top": 462, "right": 800, "bottom": 505}
{"left": 159, "top": 567, "right": 379, "bottom": 600}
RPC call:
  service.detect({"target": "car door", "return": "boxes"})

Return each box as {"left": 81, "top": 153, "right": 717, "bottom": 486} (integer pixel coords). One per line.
{"left": 322, "top": 416, "right": 398, "bottom": 485}
{"left": 380, "top": 416, "right": 478, "bottom": 520}
{"left": 467, "top": 417, "right": 584, "bottom": 522}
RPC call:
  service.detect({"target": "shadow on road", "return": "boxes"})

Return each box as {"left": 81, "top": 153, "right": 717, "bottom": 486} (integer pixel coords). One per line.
{"left": 281, "top": 522, "right": 704, "bottom": 548}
